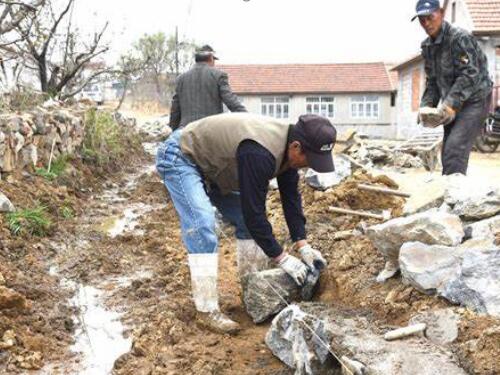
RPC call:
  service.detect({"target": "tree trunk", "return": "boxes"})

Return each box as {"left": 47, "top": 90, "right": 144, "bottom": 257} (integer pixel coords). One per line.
{"left": 116, "top": 78, "right": 129, "bottom": 111}
{"left": 154, "top": 74, "right": 162, "bottom": 104}
{"left": 38, "top": 57, "right": 48, "bottom": 93}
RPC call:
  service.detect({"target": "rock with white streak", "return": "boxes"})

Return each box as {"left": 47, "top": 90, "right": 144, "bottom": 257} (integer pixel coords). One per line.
{"left": 0, "top": 192, "right": 15, "bottom": 213}
{"left": 367, "top": 209, "right": 464, "bottom": 265}
{"left": 441, "top": 248, "right": 500, "bottom": 317}
{"left": 266, "top": 303, "right": 466, "bottom": 375}
{"left": 242, "top": 269, "right": 301, "bottom": 323}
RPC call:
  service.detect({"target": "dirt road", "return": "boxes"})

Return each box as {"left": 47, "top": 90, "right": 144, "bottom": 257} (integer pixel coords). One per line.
{"left": 1, "top": 114, "right": 498, "bottom": 374}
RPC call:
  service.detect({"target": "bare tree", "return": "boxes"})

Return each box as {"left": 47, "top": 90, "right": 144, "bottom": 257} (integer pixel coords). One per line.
{"left": 0, "top": 0, "right": 43, "bottom": 37}
{"left": 134, "top": 32, "right": 197, "bottom": 104}
{"left": 115, "top": 52, "right": 145, "bottom": 110}
{"left": 2, "top": 0, "right": 110, "bottom": 98}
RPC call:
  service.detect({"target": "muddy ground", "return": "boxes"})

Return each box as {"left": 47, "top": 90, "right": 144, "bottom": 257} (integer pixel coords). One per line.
{"left": 0, "top": 131, "right": 499, "bottom": 374}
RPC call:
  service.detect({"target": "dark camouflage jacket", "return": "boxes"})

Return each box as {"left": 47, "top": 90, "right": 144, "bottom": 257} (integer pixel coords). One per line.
{"left": 420, "top": 21, "right": 492, "bottom": 110}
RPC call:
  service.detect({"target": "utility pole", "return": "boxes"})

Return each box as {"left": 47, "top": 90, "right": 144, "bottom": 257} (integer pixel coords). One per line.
{"left": 174, "top": 26, "right": 179, "bottom": 77}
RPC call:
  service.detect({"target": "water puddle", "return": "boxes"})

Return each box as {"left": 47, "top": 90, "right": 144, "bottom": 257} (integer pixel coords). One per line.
{"left": 97, "top": 203, "right": 154, "bottom": 237}
{"left": 70, "top": 285, "right": 131, "bottom": 375}
{"left": 42, "top": 267, "right": 153, "bottom": 374}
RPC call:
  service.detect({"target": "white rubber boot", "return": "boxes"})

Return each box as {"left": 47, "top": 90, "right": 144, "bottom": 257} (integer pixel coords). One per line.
{"left": 376, "top": 259, "right": 400, "bottom": 283}
{"left": 188, "top": 253, "right": 240, "bottom": 334}
{"left": 236, "top": 239, "right": 272, "bottom": 278}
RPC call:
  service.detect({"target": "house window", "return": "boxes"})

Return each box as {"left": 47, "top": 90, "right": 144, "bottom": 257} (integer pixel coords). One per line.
{"left": 350, "top": 95, "right": 380, "bottom": 119}
{"left": 261, "top": 96, "right": 289, "bottom": 119}
{"left": 306, "top": 96, "right": 335, "bottom": 118}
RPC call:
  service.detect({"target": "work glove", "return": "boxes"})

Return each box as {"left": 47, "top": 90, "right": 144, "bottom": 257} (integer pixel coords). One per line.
{"left": 438, "top": 103, "right": 456, "bottom": 125}
{"left": 298, "top": 244, "right": 327, "bottom": 271}
{"left": 277, "top": 253, "right": 308, "bottom": 286}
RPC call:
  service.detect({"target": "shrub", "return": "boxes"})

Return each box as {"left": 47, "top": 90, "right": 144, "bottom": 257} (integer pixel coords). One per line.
{"left": 82, "top": 109, "right": 140, "bottom": 166}
{"left": 6, "top": 205, "right": 52, "bottom": 236}
{"left": 35, "top": 155, "right": 69, "bottom": 181}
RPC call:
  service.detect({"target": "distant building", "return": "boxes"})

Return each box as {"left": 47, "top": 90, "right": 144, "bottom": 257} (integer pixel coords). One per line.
{"left": 220, "top": 63, "right": 398, "bottom": 139}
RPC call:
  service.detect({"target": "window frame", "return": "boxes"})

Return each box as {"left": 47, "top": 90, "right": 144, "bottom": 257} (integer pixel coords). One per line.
{"left": 349, "top": 95, "right": 380, "bottom": 120}
{"left": 305, "top": 96, "right": 336, "bottom": 118}
{"left": 260, "top": 96, "right": 290, "bottom": 119}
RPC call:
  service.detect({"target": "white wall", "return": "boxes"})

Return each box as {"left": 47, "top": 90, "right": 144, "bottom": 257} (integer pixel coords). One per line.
{"left": 236, "top": 93, "right": 397, "bottom": 139}
{"left": 445, "top": 0, "right": 474, "bottom": 30}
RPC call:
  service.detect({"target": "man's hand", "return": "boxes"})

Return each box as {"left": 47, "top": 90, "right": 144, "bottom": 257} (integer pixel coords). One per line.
{"left": 419, "top": 105, "right": 457, "bottom": 128}
{"left": 298, "top": 244, "right": 327, "bottom": 270}
{"left": 276, "top": 253, "right": 308, "bottom": 286}
{"left": 439, "top": 104, "right": 456, "bottom": 125}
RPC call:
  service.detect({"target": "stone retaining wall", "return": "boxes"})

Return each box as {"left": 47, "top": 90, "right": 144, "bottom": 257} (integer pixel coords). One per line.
{"left": 0, "top": 104, "right": 86, "bottom": 179}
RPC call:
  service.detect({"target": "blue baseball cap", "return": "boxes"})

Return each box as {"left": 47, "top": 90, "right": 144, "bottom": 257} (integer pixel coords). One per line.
{"left": 411, "top": 0, "right": 441, "bottom": 21}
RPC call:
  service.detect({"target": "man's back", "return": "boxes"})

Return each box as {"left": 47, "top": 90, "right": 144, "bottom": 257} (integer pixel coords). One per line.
{"left": 169, "top": 63, "right": 246, "bottom": 129}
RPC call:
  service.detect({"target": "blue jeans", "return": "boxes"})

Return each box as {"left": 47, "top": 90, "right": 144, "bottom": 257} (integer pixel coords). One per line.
{"left": 156, "top": 130, "right": 251, "bottom": 255}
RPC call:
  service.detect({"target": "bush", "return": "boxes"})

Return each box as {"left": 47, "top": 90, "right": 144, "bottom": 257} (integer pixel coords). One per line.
{"left": 0, "top": 89, "right": 48, "bottom": 112}
{"left": 6, "top": 205, "right": 52, "bottom": 236}
{"left": 35, "top": 155, "right": 69, "bottom": 181}
{"left": 82, "top": 109, "right": 141, "bottom": 166}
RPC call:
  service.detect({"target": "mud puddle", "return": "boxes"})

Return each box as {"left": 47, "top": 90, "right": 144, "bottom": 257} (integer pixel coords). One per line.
{"left": 38, "top": 143, "right": 161, "bottom": 374}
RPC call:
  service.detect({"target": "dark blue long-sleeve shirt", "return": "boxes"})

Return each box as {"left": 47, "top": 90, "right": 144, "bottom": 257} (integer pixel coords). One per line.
{"left": 237, "top": 140, "right": 306, "bottom": 258}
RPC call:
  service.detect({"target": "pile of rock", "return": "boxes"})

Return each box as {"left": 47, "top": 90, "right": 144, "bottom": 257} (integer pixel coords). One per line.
{"left": 346, "top": 141, "right": 424, "bottom": 169}
{"left": 139, "top": 115, "right": 172, "bottom": 139}
{"left": 366, "top": 175, "right": 500, "bottom": 317}
{"left": 266, "top": 304, "right": 466, "bottom": 375}
{"left": 0, "top": 102, "right": 86, "bottom": 179}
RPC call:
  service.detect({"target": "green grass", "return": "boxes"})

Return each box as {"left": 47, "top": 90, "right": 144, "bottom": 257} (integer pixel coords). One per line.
{"left": 60, "top": 205, "right": 74, "bottom": 219}
{"left": 6, "top": 205, "right": 52, "bottom": 236}
{"left": 83, "top": 109, "right": 123, "bottom": 165}
{"left": 35, "top": 155, "right": 69, "bottom": 181}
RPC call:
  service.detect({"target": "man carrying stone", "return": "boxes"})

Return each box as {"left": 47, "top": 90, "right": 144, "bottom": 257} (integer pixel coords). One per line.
{"left": 414, "top": 0, "right": 492, "bottom": 175}
{"left": 156, "top": 112, "right": 335, "bottom": 334}
{"left": 169, "top": 45, "right": 246, "bottom": 130}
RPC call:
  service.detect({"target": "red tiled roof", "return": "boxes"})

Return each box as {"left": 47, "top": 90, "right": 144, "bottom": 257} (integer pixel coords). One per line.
{"left": 218, "top": 63, "right": 395, "bottom": 95}
{"left": 465, "top": 0, "right": 500, "bottom": 34}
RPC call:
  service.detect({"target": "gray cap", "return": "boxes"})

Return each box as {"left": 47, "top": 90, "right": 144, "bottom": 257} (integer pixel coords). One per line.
{"left": 195, "top": 44, "right": 219, "bottom": 60}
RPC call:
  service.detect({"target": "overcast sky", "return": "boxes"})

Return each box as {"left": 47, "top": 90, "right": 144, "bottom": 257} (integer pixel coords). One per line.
{"left": 71, "top": 0, "right": 430, "bottom": 66}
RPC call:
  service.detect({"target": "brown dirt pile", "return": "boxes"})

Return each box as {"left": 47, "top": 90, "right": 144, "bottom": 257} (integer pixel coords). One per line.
{"left": 0, "top": 148, "right": 148, "bottom": 372}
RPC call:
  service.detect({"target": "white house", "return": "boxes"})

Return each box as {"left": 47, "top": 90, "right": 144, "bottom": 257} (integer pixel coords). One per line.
{"left": 392, "top": 0, "right": 500, "bottom": 139}
{"left": 220, "top": 63, "right": 398, "bottom": 139}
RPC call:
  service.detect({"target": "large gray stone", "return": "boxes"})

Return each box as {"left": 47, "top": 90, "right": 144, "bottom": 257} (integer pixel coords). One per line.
{"left": 0, "top": 192, "right": 14, "bottom": 213}
{"left": 367, "top": 209, "right": 464, "bottom": 264}
{"left": 242, "top": 269, "right": 300, "bottom": 323}
{"left": 304, "top": 155, "right": 351, "bottom": 191}
{"left": 266, "top": 304, "right": 466, "bottom": 375}
{"left": 452, "top": 187, "right": 500, "bottom": 220}
{"left": 399, "top": 242, "right": 464, "bottom": 293}
{"left": 444, "top": 176, "right": 500, "bottom": 220}
{"left": 463, "top": 215, "right": 500, "bottom": 242}
{"left": 440, "top": 248, "right": 500, "bottom": 317}
{"left": 409, "top": 309, "right": 460, "bottom": 346}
